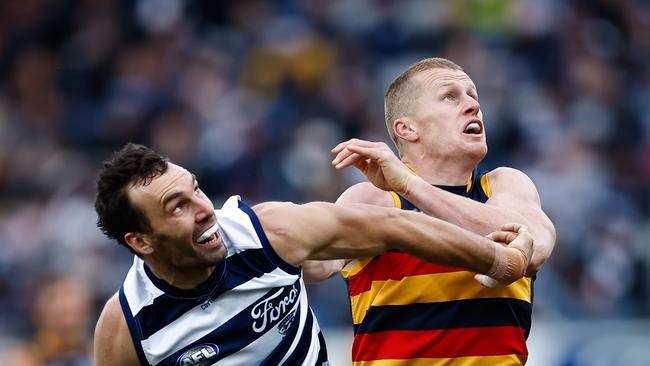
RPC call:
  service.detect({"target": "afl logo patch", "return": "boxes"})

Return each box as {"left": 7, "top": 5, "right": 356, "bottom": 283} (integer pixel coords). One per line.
{"left": 176, "top": 343, "right": 219, "bottom": 366}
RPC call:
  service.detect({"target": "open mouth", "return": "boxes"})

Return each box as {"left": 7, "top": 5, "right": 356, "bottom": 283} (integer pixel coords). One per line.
{"left": 463, "top": 120, "right": 483, "bottom": 135}
{"left": 196, "top": 223, "right": 220, "bottom": 245}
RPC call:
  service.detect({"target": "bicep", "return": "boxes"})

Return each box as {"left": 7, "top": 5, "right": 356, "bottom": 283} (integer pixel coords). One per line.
{"left": 488, "top": 168, "right": 550, "bottom": 228}
{"left": 94, "top": 294, "right": 140, "bottom": 366}
{"left": 298, "top": 184, "right": 393, "bottom": 280}
{"left": 488, "top": 168, "right": 556, "bottom": 255}
{"left": 302, "top": 259, "right": 348, "bottom": 283}
{"left": 255, "top": 201, "right": 391, "bottom": 266}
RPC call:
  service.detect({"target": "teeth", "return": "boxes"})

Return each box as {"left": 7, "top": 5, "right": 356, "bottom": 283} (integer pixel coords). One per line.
{"left": 464, "top": 122, "right": 481, "bottom": 134}
{"left": 197, "top": 223, "right": 219, "bottom": 243}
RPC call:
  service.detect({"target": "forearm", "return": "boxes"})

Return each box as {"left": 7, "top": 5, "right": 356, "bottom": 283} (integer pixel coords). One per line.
{"left": 382, "top": 208, "right": 496, "bottom": 274}
{"left": 302, "top": 259, "right": 346, "bottom": 283}
{"left": 404, "top": 177, "right": 524, "bottom": 235}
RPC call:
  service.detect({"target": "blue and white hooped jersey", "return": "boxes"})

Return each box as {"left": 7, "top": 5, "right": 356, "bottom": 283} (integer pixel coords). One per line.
{"left": 119, "top": 196, "right": 329, "bottom": 366}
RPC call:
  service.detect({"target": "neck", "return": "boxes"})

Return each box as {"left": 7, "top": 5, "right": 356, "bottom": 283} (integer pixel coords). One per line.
{"left": 145, "top": 260, "right": 215, "bottom": 290}
{"left": 401, "top": 152, "right": 479, "bottom": 186}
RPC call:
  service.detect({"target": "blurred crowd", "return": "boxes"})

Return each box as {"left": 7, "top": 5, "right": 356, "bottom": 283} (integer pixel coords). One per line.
{"left": 0, "top": 0, "right": 649, "bottom": 363}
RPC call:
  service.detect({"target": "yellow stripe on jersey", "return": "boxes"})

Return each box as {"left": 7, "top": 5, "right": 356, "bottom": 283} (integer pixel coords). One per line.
{"left": 350, "top": 273, "right": 531, "bottom": 324}
{"left": 481, "top": 173, "right": 492, "bottom": 198}
{"left": 341, "top": 257, "right": 375, "bottom": 279}
{"left": 352, "top": 354, "right": 527, "bottom": 366}
{"left": 389, "top": 191, "right": 402, "bottom": 209}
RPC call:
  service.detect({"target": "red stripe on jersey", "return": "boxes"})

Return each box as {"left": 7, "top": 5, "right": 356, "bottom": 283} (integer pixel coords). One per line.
{"left": 352, "top": 326, "right": 528, "bottom": 361}
{"left": 348, "top": 252, "right": 464, "bottom": 296}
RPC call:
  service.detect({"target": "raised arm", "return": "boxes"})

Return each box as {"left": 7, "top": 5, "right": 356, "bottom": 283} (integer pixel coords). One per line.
{"left": 301, "top": 181, "right": 394, "bottom": 283}
{"left": 253, "top": 201, "right": 532, "bottom": 286}
{"left": 94, "top": 294, "right": 140, "bottom": 366}
{"left": 331, "top": 139, "right": 555, "bottom": 275}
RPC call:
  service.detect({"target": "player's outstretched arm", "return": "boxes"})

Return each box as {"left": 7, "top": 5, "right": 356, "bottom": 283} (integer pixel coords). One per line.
{"left": 253, "top": 201, "right": 532, "bottom": 286}
{"left": 94, "top": 294, "right": 140, "bottom": 366}
{"left": 332, "top": 138, "right": 555, "bottom": 275}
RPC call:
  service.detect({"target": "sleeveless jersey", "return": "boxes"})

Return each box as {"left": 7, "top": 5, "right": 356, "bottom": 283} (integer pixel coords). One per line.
{"left": 119, "top": 196, "right": 328, "bottom": 366}
{"left": 342, "top": 168, "right": 533, "bottom": 365}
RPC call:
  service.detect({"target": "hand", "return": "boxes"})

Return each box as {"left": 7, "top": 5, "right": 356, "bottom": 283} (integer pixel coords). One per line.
{"left": 474, "top": 223, "right": 533, "bottom": 287}
{"left": 331, "top": 139, "right": 412, "bottom": 195}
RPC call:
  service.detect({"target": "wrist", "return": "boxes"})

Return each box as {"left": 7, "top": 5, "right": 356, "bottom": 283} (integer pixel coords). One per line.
{"left": 487, "top": 244, "right": 527, "bottom": 285}
{"left": 400, "top": 174, "right": 420, "bottom": 198}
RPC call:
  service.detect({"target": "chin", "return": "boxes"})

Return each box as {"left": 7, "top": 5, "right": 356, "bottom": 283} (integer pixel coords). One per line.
{"left": 465, "top": 143, "right": 487, "bottom": 161}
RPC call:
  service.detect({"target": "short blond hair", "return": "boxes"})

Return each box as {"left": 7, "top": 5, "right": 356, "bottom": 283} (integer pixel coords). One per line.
{"left": 384, "top": 58, "right": 463, "bottom": 149}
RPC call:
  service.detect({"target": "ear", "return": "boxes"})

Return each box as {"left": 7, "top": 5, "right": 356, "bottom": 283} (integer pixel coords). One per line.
{"left": 393, "top": 117, "right": 419, "bottom": 143}
{"left": 124, "top": 232, "right": 154, "bottom": 256}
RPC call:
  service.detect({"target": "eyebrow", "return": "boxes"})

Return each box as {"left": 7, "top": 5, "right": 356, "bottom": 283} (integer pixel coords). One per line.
{"left": 439, "top": 81, "right": 477, "bottom": 91}
{"left": 161, "top": 174, "right": 197, "bottom": 209}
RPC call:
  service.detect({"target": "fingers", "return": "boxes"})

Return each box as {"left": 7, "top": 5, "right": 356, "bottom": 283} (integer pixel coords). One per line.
{"left": 499, "top": 223, "right": 526, "bottom": 233}
{"left": 332, "top": 145, "right": 386, "bottom": 169}
{"left": 331, "top": 138, "right": 380, "bottom": 155}
{"left": 488, "top": 230, "right": 519, "bottom": 244}
{"left": 332, "top": 151, "right": 365, "bottom": 170}
{"left": 474, "top": 274, "right": 504, "bottom": 288}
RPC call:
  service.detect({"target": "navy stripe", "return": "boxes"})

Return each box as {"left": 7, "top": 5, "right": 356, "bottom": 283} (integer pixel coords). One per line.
{"left": 119, "top": 287, "right": 150, "bottom": 366}
{"left": 143, "top": 259, "right": 226, "bottom": 299}
{"left": 258, "top": 302, "right": 304, "bottom": 366}
{"left": 157, "top": 281, "right": 304, "bottom": 366}
{"left": 137, "top": 249, "right": 283, "bottom": 339}
{"left": 238, "top": 200, "right": 300, "bottom": 275}
{"left": 316, "top": 330, "right": 328, "bottom": 364}
{"left": 280, "top": 308, "right": 315, "bottom": 366}
{"left": 354, "top": 298, "right": 532, "bottom": 336}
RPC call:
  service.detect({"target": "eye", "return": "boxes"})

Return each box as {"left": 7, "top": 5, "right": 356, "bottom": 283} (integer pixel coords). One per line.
{"left": 194, "top": 185, "right": 203, "bottom": 196}
{"left": 172, "top": 200, "right": 188, "bottom": 215}
{"left": 443, "top": 94, "right": 456, "bottom": 102}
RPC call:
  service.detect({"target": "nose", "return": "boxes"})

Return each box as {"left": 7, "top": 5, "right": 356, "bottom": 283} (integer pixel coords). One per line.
{"left": 463, "top": 95, "right": 480, "bottom": 116}
{"left": 194, "top": 196, "right": 215, "bottom": 223}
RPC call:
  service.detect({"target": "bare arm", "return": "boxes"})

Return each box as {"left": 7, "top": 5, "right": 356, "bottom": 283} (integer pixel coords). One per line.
{"left": 253, "top": 201, "right": 532, "bottom": 285}
{"left": 302, "top": 182, "right": 395, "bottom": 283}
{"left": 94, "top": 294, "right": 140, "bottom": 366}
{"left": 405, "top": 167, "right": 555, "bottom": 273}
{"left": 332, "top": 139, "right": 555, "bottom": 275}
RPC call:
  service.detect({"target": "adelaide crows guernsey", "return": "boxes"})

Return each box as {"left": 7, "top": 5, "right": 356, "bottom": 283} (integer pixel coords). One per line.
{"left": 342, "top": 168, "right": 533, "bottom": 365}
{"left": 119, "top": 196, "right": 328, "bottom": 366}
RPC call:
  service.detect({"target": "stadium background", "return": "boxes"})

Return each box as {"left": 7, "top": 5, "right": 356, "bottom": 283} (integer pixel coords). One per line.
{"left": 0, "top": 0, "right": 648, "bottom": 365}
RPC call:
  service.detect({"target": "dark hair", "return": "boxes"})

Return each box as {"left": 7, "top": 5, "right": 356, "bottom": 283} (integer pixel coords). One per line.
{"left": 95, "top": 143, "right": 168, "bottom": 254}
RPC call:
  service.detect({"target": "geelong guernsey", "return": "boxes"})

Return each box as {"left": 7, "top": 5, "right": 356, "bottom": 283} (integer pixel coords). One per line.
{"left": 342, "top": 168, "right": 533, "bottom": 365}
{"left": 119, "top": 196, "right": 328, "bottom": 366}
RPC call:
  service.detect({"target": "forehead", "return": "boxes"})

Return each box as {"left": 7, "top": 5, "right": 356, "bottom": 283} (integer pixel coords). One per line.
{"left": 127, "top": 163, "right": 192, "bottom": 209}
{"left": 414, "top": 68, "right": 476, "bottom": 91}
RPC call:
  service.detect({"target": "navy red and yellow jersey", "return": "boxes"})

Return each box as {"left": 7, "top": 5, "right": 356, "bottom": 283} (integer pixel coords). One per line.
{"left": 342, "top": 168, "right": 533, "bottom": 366}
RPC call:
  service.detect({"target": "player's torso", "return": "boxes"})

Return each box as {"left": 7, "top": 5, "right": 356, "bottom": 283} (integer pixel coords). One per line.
{"left": 343, "top": 168, "right": 532, "bottom": 366}
{"left": 120, "top": 197, "right": 328, "bottom": 366}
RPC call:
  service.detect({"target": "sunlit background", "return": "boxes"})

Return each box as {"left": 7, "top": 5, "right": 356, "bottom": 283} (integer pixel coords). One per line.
{"left": 0, "top": 0, "right": 649, "bottom": 365}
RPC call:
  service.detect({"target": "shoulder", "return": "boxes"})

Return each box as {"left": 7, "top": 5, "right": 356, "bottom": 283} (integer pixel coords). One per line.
{"left": 95, "top": 293, "right": 124, "bottom": 335}
{"left": 487, "top": 167, "right": 541, "bottom": 203}
{"left": 487, "top": 167, "right": 538, "bottom": 191}
{"left": 94, "top": 293, "right": 139, "bottom": 366}
{"left": 336, "top": 182, "right": 395, "bottom": 207}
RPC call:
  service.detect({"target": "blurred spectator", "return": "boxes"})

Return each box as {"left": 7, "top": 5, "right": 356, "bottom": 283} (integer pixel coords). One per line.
{"left": 0, "top": 275, "right": 93, "bottom": 366}
{"left": 0, "top": 0, "right": 649, "bottom": 358}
